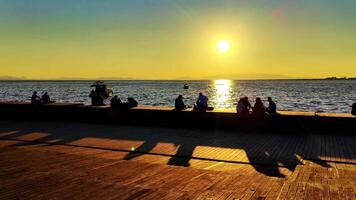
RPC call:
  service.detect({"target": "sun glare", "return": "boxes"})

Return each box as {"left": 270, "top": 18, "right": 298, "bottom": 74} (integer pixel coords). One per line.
{"left": 213, "top": 80, "right": 233, "bottom": 108}
{"left": 217, "top": 40, "right": 230, "bottom": 53}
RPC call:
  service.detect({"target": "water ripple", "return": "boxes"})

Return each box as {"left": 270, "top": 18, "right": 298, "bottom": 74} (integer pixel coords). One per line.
{"left": 0, "top": 80, "right": 355, "bottom": 113}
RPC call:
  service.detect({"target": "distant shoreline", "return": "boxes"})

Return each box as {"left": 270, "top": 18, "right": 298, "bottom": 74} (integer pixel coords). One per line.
{"left": 0, "top": 78, "right": 355, "bottom": 81}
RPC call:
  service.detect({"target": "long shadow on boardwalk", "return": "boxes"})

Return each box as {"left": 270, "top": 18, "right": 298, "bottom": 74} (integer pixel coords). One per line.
{"left": 0, "top": 120, "right": 354, "bottom": 177}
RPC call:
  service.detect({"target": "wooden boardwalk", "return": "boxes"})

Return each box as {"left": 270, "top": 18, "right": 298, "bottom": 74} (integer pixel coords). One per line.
{"left": 0, "top": 120, "right": 355, "bottom": 199}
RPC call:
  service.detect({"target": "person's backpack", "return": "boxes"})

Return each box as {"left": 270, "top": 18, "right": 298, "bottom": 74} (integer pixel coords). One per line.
{"left": 352, "top": 103, "right": 356, "bottom": 116}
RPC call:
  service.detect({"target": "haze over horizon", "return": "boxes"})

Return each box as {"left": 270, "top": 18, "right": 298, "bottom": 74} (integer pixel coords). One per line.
{"left": 1, "top": 74, "right": 355, "bottom": 81}
{"left": 0, "top": 73, "right": 294, "bottom": 80}
{"left": 1, "top": 0, "right": 355, "bottom": 79}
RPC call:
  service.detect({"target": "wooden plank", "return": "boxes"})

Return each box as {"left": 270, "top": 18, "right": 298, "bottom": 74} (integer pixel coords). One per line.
{"left": 294, "top": 182, "right": 307, "bottom": 200}
{"left": 249, "top": 176, "right": 280, "bottom": 200}
{"left": 0, "top": 120, "right": 355, "bottom": 200}
{"left": 284, "top": 167, "right": 304, "bottom": 199}
{"left": 265, "top": 180, "right": 284, "bottom": 200}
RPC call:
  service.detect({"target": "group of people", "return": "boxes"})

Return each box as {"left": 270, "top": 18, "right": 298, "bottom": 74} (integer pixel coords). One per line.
{"left": 237, "top": 96, "right": 276, "bottom": 116}
{"left": 90, "top": 88, "right": 139, "bottom": 109}
{"left": 31, "top": 91, "right": 51, "bottom": 105}
{"left": 175, "top": 92, "right": 277, "bottom": 115}
{"left": 32, "top": 89, "right": 355, "bottom": 116}
{"left": 175, "top": 92, "right": 214, "bottom": 111}
{"left": 110, "top": 96, "right": 138, "bottom": 110}
{"left": 89, "top": 89, "right": 105, "bottom": 106}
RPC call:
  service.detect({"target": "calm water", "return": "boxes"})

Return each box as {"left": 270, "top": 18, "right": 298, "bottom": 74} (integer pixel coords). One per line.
{"left": 0, "top": 80, "right": 355, "bottom": 113}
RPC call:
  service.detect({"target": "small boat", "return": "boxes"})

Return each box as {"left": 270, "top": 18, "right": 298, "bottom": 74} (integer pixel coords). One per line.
{"left": 184, "top": 84, "right": 189, "bottom": 89}
{"left": 90, "top": 81, "right": 113, "bottom": 98}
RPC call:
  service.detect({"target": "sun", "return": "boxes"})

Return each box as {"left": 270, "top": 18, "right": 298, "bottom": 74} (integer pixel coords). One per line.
{"left": 217, "top": 40, "right": 230, "bottom": 53}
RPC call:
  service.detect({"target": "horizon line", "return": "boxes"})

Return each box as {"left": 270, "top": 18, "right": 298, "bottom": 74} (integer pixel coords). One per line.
{"left": 0, "top": 77, "right": 355, "bottom": 81}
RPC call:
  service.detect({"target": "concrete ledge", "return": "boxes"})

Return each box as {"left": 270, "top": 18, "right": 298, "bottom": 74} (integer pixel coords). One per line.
{"left": 0, "top": 102, "right": 355, "bottom": 134}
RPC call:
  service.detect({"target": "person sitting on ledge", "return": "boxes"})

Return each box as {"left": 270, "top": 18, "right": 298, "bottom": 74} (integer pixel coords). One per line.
{"left": 110, "top": 95, "right": 121, "bottom": 109}
{"left": 237, "top": 97, "right": 249, "bottom": 115}
{"left": 41, "top": 92, "right": 51, "bottom": 104}
{"left": 175, "top": 95, "right": 186, "bottom": 110}
{"left": 31, "top": 91, "right": 41, "bottom": 105}
{"left": 252, "top": 97, "right": 265, "bottom": 116}
{"left": 352, "top": 103, "right": 356, "bottom": 116}
{"left": 194, "top": 92, "right": 213, "bottom": 111}
{"left": 266, "top": 97, "right": 277, "bottom": 114}
{"left": 244, "top": 97, "right": 252, "bottom": 110}
{"left": 127, "top": 97, "right": 138, "bottom": 108}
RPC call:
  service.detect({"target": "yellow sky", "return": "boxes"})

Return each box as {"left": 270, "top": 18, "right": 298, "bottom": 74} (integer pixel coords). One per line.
{"left": 0, "top": 1, "right": 355, "bottom": 79}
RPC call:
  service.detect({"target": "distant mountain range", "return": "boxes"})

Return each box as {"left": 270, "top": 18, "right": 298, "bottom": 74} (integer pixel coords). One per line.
{"left": 0, "top": 76, "right": 133, "bottom": 80}
{"left": 203, "top": 73, "right": 296, "bottom": 80}
{"left": 0, "top": 76, "right": 27, "bottom": 80}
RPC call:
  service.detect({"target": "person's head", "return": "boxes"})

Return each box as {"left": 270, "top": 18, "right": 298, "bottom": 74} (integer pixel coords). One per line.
{"left": 127, "top": 97, "right": 133, "bottom": 102}
{"left": 178, "top": 95, "right": 183, "bottom": 99}
{"left": 244, "top": 96, "right": 248, "bottom": 100}
{"left": 33, "top": 91, "right": 37, "bottom": 95}
{"left": 268, "top": 97, "right": 272, "bottom": 102}
{"left": 199, "top": 92, "right": 203, "bottom": 96}
{"left": 44, "top": 92, "right": 48, "bottom": 95}
{"left": 256, "top": 97, "right": 262, "bottom": 103}
{"left": 116, "top": 96, "right": 121, "bottom": 101}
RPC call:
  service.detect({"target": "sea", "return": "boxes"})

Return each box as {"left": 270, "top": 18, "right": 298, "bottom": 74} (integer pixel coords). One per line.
{"left": 0, "top": 80, "right": 355, "bottom": 113}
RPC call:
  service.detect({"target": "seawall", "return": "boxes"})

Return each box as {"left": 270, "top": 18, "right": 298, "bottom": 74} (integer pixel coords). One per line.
{"left": 0, "top": 102, "right": 355, "bottom": 134}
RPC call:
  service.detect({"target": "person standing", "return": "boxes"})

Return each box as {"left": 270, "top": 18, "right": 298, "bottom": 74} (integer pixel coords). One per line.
{"left": 89, "top": 89, "right": 96, "bottom": 105}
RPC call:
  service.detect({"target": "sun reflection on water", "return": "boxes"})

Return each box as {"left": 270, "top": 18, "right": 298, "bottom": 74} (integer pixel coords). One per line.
{"left": 212, "top": 80, "right": 233, "bottom": 109}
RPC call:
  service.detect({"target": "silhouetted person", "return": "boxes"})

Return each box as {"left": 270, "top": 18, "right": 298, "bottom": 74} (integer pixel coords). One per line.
{"left": 110, "top": 95, "right": 121, "bottom": 109}
{"left": 89, "top": 89, "right": 96, "bottom": 105}
{"left": 252, "top": 97, "right": 265, "bottom": 116}
{"left": 127, "top": 97, "right": 138, "bottom": 108}
{"left": 175, "top": 95, "right": 186, "bottom": 110}
{"left": 243, "top": 97, "right": 252, "bottom": 112}
{"left": 352, "top": 103, "right": 356, "bottom": 116}
{"left": 96, "top": 94, "right": 104, "bottom": 105}
{"left": 237, "top": 97, "right": 249, "bottom": 115}
{"left": 41, "top": 92, "right": 50, "bottom": 104}
{"left": 31, "top": 91, "right": 41, "bottom": 105}
{"left": 97, "top": 94, "right": 104, "bottom": 106}
{"left": 266, "top": 97, "right": 277, "bottom": 114}
{"left": 194, "top": 92, "right": 210, "bottom": 111}
{"left": 89, "top": 89, "right": 104, "bottom": 106}
{"left": 237, "top": 98, "right": 243, "bottom": 112}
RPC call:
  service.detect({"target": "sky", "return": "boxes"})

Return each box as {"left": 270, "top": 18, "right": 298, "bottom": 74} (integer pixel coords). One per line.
{"left": 0, "top": 0, "right": 355, "bottom": 80}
